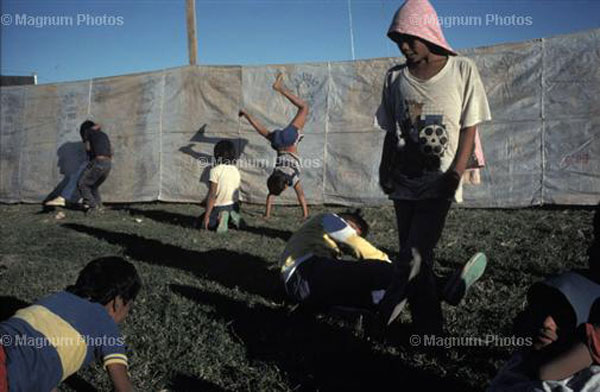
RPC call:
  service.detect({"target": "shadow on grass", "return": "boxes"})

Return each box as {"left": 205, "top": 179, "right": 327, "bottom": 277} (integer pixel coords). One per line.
{"left": 168, "top": 373, "right": 227, "bottom": 392}
{"left": 62, "top": 224, "right": 284, "bottom": 301}
{"left": 170, "top": 284, "right": 478, "bottom": 392}
{"left": 0, "top": 296, "right": 30, "bottom": 321}
{"left": 118, "top": 207, "right": 293, "bottom": 241}
{"left": 120, "top": 207, "right": 198, "bottom": 229}
{"left": 237, "top": 224, "right": 292, "bottom": 242}
{"left": 0, "top": 296, "right": 99, "bottom": 392}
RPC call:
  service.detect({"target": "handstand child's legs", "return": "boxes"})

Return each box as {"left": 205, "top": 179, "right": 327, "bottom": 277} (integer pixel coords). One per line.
{"left": 272, "top": 73, "right": 308, "bottom": 131}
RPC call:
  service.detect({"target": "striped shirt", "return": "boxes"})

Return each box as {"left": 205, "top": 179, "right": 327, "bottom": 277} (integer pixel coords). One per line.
{"left": 0, "top": 291, "right": 128, "bottom": 391}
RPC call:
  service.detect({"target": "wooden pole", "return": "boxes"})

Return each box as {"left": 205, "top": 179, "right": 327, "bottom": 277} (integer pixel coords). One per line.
{"left": 186, "top": 0, "right": 198, "bottom": 65}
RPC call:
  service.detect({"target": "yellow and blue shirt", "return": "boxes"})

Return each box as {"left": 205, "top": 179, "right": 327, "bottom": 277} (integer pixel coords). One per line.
{"left": 280, "top": 213, "right": 390, "bottom": 283}
{"left": 0, "top": 291, "right": 128, "bottom": 391}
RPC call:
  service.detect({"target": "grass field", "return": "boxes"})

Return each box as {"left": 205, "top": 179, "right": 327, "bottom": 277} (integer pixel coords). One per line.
{"left": 0, "top": 202, "right": 597, "bottom": 391}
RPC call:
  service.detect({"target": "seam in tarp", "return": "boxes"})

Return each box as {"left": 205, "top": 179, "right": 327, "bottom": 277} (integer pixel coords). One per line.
{"left": 540, "top": 38, "right": 546, "bottom": 205}
{"left": 86, "top": 79, "right": 92, "bottom": 116}
{"left": 16, "top": 87, "right": 27, "bottom": 201}
{"left": 158, "top": 70, "right": 166, "bottom": 200}
{"left": 322, "top": 62, "right": 332, "bottom": 199}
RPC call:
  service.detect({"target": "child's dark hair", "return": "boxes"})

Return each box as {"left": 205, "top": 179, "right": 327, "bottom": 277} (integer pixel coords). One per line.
{"left": 339, "top": 209, "right": 369, "bottom": 237}
{"left": 66, "top": 257, "right": 142, "bottom": 305}
{"left": 267, "top": 171, "right": 289, "bottom": 196}
{"left": 214, "top": 140, "right": 237, "bottom": 165}
{"left": 80, "top": 120, "right": 96, "bottom": 141}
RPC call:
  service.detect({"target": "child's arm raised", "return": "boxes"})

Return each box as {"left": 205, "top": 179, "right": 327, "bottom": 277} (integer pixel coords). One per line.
{"left": 265, "top": 193, "right": 275, "bottom": 218}
{"left": 239, "top": 110, "right": 270, "bottom": 139}
{"left": 273, "top": 73, "right": 309, "bottom": 130}
{"left": 107, "top": 363, "right": 135, "bottom": 392}
{"left": 203, "top": 182, "right": 218, "bottom": 229}
{"left": 293, "top": 182, "right": 309, "bottom": 219}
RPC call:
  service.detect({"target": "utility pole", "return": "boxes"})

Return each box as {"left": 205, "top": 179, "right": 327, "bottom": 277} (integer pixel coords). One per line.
{"left": 186, "top": 0, "right": 198, "bottom": 65}
{"left": 347, "top": 0, "right": 356, "bottom": 61}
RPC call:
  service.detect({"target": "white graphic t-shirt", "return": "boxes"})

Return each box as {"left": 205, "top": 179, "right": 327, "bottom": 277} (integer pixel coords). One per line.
{"left": 376, "top": 56, "right": 491, "bottom": 202}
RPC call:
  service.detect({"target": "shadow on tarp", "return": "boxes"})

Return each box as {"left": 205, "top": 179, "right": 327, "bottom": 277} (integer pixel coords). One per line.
{"left": 61, "top": 223, "right": 283, "bottom": 301}
{"left": 43, "top": 141, "right": 87, "bottom": 205}
{"left": 179, "top": 124, "right": 250, "bottom": 187}
{"left": 170, "top": 284, "right": 479, "bottom": 392}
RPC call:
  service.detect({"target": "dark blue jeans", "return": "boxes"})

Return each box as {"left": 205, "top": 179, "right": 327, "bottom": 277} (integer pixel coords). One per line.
{"left": 78, "top": 159, "right": 111, "bottom": 208}
{"left": 393, "top": 198, "right": 452, "bottom": 334}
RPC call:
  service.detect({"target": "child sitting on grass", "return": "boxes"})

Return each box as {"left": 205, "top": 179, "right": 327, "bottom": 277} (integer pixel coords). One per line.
{"left": 200, "top": 140, "right": 243, "bottom": 233}
{"left": 0, "top": 257, "right": 141, "bottom": 392}
{"left": 239, "top": 73, "right": 309, "bottom": 219}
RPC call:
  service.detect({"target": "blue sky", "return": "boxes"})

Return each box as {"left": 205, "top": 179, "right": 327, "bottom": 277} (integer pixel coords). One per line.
{"left": 1, "top": 0, "right": 599, "bottom": 84}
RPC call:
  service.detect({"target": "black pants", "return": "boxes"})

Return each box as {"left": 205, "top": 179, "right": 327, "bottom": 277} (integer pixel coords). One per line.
{"left": 286, "top": 256, "right": 396, "bottom": 311}
{"left": 78, "top": 159, "right": 111, "bottom": 208}
{"left": 393, "top": 198, "right": 452, "bottom": 334}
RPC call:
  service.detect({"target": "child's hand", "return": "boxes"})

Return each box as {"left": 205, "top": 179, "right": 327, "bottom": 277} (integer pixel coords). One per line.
{"left": 379, "top": 175, "right": 394, "bottom": 194}
{"left": 441, "top": 170, "right": 461, "bottom": 197}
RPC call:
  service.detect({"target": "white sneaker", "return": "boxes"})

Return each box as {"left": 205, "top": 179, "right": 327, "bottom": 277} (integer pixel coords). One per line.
{"left": 45, "top": 196, "right": 66, "bottom": 207}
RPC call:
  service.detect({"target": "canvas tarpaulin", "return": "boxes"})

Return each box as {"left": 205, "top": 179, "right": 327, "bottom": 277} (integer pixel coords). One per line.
{"left": 1, "top": 28, "right": 599, "bottom": 207}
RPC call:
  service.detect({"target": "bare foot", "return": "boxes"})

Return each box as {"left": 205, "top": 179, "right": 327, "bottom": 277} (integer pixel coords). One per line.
{"left": 272, "top": 73, "right": 284, "bottom": 92}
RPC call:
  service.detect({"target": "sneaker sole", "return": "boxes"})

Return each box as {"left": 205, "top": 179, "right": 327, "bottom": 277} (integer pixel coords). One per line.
{"left": 443, "top": 252, "right": 487, "bottom": 305}
{"left": 461, "top": 252, "right": 487, "bottom": 290}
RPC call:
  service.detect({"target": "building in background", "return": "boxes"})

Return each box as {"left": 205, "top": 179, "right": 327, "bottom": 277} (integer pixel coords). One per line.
{"left": 0, "top": 74, "right": 36, "bottom": 86}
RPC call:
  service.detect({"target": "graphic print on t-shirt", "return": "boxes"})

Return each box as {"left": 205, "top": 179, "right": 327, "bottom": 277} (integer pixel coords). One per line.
{"left": 397, "top": 99, "right": 449, "bottom": 172}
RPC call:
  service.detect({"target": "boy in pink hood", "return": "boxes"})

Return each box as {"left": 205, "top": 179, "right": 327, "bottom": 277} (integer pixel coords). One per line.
{"left": 376, "top": 0, "right": 491, "bottom": 334}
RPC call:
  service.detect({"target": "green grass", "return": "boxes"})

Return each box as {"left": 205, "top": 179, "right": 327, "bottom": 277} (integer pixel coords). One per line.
{"left": 0, "top": 203, "right": 595, "bottom": 391}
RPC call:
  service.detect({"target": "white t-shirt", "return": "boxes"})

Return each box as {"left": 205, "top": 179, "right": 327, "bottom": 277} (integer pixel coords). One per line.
{"left": 376, "top": 56, "right": 491, "bottom": 202}
{"left": 209, "top": 164, "right": 241, "bottom": 206}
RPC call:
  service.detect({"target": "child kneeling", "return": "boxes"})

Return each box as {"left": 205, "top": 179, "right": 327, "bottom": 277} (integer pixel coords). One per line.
{"left": 200, "top": 140, "right": 243, "bottom": 232}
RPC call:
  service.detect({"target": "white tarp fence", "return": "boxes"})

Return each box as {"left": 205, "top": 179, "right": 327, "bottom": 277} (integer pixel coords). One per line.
{"left": 1, "top": 28, "right": 599, "bottom": 207}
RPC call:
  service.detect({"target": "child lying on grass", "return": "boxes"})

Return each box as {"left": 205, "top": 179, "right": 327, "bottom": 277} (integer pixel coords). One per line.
{"left": 0, "top": 257, "right": 141, "bottom": 392}
{"left": 280, "top": 209, "right": 487, "bottom": 329}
